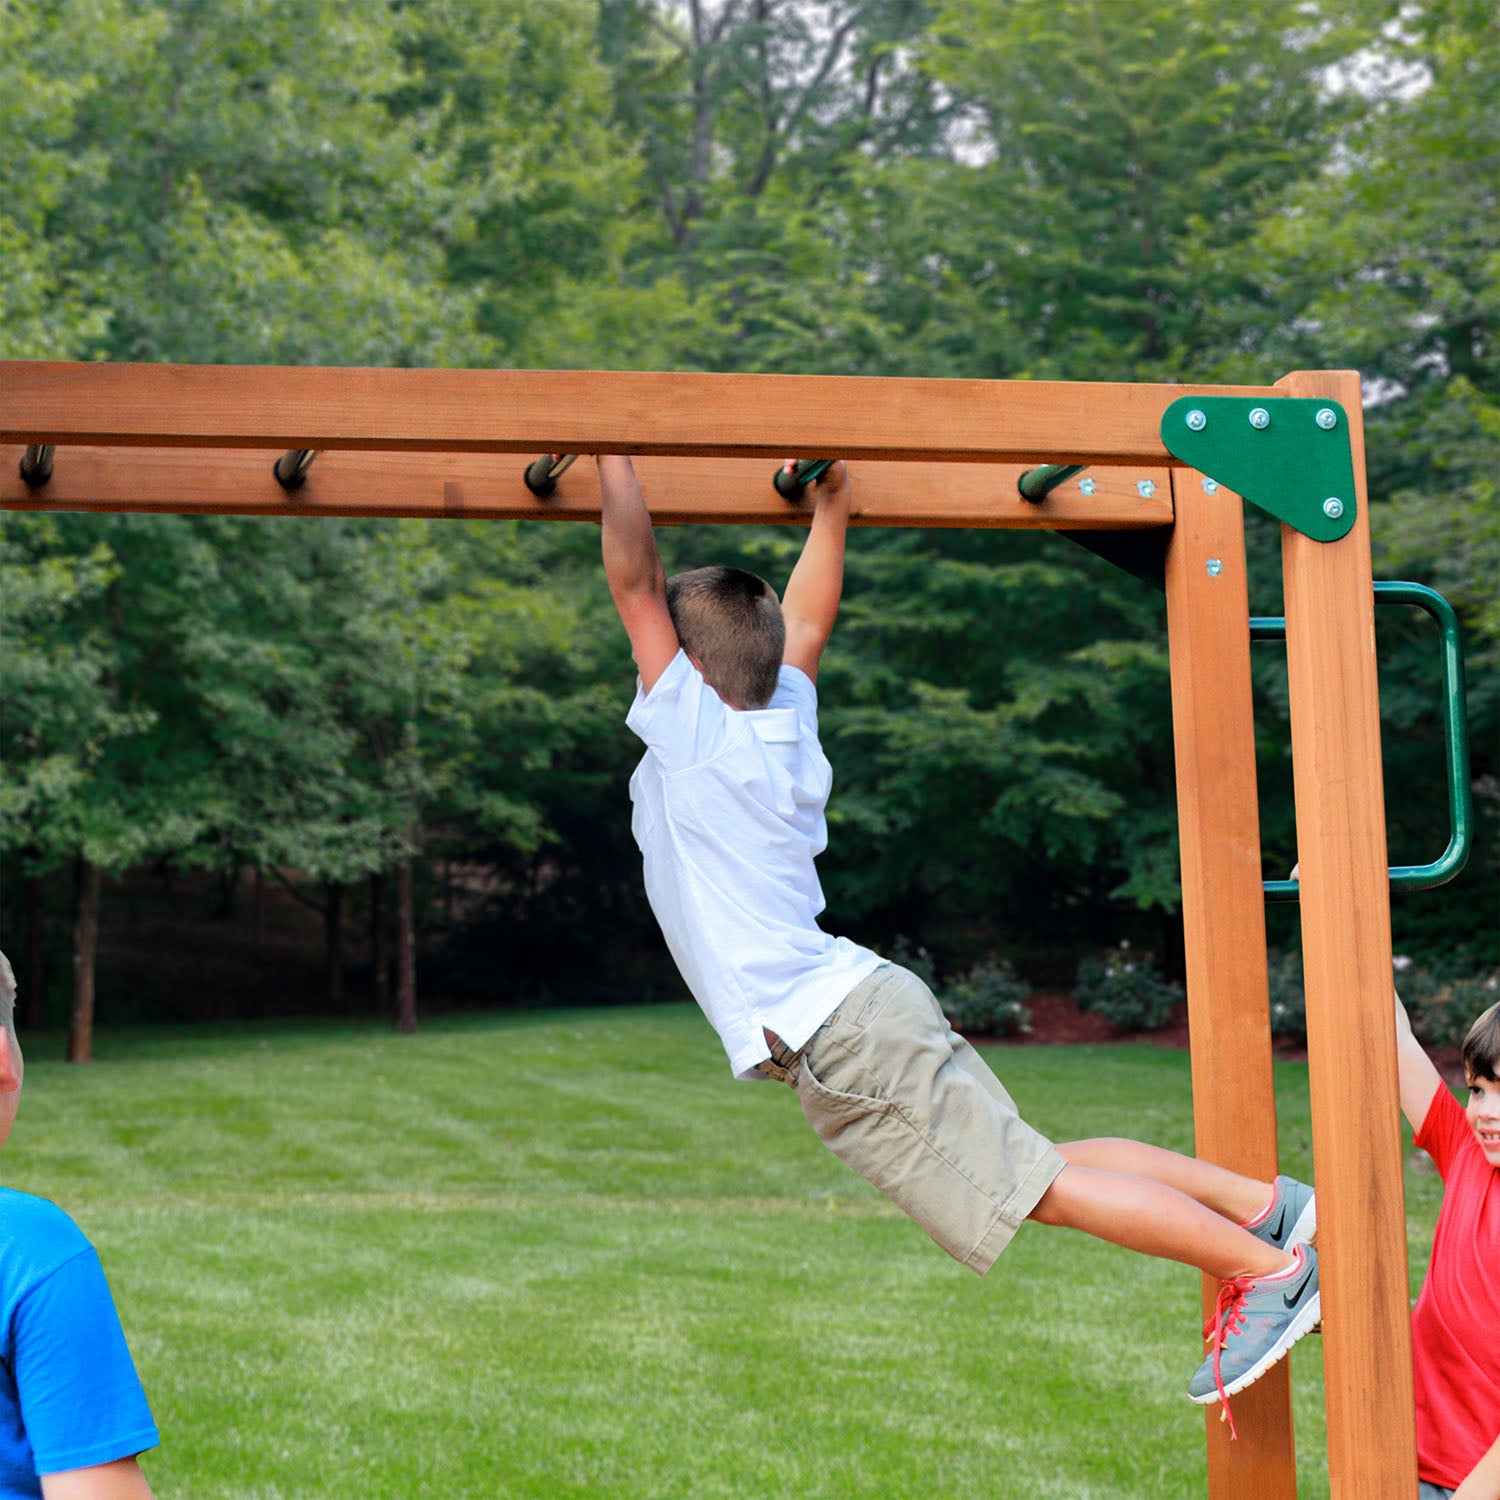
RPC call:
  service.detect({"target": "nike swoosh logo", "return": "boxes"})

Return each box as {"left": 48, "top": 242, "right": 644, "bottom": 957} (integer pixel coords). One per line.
{"left": 1267, "top": 1204, "right": 1288, "bottom": 1241}
{"left": 1284, "top": 1284, "right": 1308, "bottom": 1309}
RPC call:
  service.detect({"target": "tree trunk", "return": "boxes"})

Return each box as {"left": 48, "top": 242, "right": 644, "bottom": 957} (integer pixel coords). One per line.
{"left": 326, "top": 881, "right": 344, "bottom": 1008}
{"left": 68, "top": 857, "right": 101, "bottom": 1064}
{"left": 23, "top": 866, "right": 45, "bottom": 1033}
{"left": 395, "top": 859, "right": 416, "bottom": 1034}
{"left": 370, "top": 873, "right": 389, "bottom": 1013}
{"left": 252, "top": 867, "right": 266, "bottom": 957}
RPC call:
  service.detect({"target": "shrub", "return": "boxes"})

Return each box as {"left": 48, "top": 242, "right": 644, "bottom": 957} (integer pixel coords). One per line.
{"left": 1267, "top": 949, "right": 1307, "bottom": 1042}
{"left": 941, "top": 959, "right": 1033, "bottom": 1037}
{"left": 1399, "top": 958, "right": 1500, "bottom": 1050}
{"left": 1074, "top": 943, "right": 1182, "bottom": 1033}
{"left": 1262, "top": 952, "right": 1499, "bottom": 1050}
{"left": 885, "top": 936, "right": 939, "bottom": 993}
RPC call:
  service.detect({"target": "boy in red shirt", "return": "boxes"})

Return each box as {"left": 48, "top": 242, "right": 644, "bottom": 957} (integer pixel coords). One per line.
{"left": 1396, "top": 994, "right": 1500, "bottom": 1500}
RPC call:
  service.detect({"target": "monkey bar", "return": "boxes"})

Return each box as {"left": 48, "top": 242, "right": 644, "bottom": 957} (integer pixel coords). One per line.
{"left": 0, "top": 360, "right": 1419, "bottom": 1499}
{"left": 1, "top": 444, "right": 1172, "bottom": 528}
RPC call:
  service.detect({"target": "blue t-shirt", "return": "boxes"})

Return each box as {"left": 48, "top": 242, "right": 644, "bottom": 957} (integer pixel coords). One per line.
{"left": 0, "top": 1187, "right": 158, "bottom": 1496}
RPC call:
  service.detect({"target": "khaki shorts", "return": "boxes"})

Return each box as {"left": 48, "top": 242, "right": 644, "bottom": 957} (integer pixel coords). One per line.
{"left": 770, "top": 964, "right": 1065, "bottom": 1274}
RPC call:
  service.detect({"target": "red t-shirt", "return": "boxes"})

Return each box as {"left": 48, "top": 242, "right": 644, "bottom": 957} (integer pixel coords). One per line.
{"left": 1412, "top": 1080, "right": 1500, "bottom": 1488}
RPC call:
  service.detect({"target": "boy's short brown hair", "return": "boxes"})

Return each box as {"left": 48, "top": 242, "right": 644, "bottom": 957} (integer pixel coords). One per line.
{"left": 666, "top": 566, "right": 784, "bottom": 709}
{"left": 1462, "top": 1000, "right": 1500, "bottom": 1083}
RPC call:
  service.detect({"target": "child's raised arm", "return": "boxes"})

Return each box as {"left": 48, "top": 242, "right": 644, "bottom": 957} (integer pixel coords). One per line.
{"left": 1395, "top": 989, "right": 1445, "bottom": 1134}
{"left": 781, "top": 460, "right": 851, "bottom": 681}
{"left": 598, "top": 455, "right": 678, "bottom": 693}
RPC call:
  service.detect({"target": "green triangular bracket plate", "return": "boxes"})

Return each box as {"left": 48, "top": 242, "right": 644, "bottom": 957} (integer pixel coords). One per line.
{"left": 1160, "top": 396, "right": 1357, "bottom": 542}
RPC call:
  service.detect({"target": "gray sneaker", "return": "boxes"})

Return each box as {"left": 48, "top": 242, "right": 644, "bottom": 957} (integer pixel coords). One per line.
{"left": 1245, "top": 1175, "right": 1316, "bottom": 1254}
{"left": 1188, "top": 1244, "right": 1321, "bottom": 1427}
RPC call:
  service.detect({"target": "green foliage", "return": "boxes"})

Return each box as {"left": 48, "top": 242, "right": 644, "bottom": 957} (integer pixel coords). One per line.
{"left": 939, "top": 957, "right": 1033, "bottom": 1036}
{"left": 922, "top": 0, "right": 1365, "bottom": 380}
{"left": 3, "top": 0, "right": 1495, "bottom": 1013}
{"left": 1075, "top": 943, "right": 1182, "bottom": 1033}
{"left": 0, "top": 515, "right": 142, "bottom": 862}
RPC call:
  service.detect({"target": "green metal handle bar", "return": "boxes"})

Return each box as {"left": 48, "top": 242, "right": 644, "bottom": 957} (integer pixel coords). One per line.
{"left": 774, "top": 459, "right": 834, "bottom": 501}
{"left": 1252, "top": 580, "right": 1472, "bottom": 902}
{"left": 524, "top": 454, "right": 578, "bottom": 498}
{"left": 1017, "top": 464, "right": 1086, "bottom": 502}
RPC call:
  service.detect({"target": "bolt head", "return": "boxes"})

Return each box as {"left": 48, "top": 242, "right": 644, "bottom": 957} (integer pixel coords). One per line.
{"left": 1079, "top": 477, "right": 1097, "bottom": 496}
{"left": 1249, "top": 407, "right": 1271, "bottom": 429}
{"left": 1206, "top": 558, "right": 1224, "bottom": 578}
{"left": 1323, "top": 497, "right": 1345, "bottom": 519}
{"left": 1316, "top": 407, "right": 1338, "bottom": 430}
{"left": 1185, "top": 409, "right": 1207, "bottom": 431}
{"left": 1137, "top": 479, "right": 1156, "bottom": 498}
{"left": 1200, "top": 477, "right": 1219, "bottom": 494}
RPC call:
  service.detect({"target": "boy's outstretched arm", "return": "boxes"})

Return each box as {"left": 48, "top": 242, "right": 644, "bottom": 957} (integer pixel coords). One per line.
{"left": 781, "top": 461, "right": 851, "bottom": 681}
{"left": 598, "top": 455, "right": 678, "bottom": 693}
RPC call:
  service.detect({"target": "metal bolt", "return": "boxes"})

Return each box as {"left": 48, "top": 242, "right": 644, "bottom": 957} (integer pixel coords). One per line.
{"left": 1137, "top": 479, "right": 1156, "bottom": 498}
{"left": 1206, "top": 558, "right": 1224, "bottom": 578}
{"left": 1323, "top": 497, "right": 1345, "bottom": 519}
{"left": 1316, "top": 408, "right": 1338, "bottom": 430}
{"left": 1200, "top": 477, "right": 1219, "bottom": 494}
{"left": 1185, "top": 409, "right": 1207, "bottom": 432}
{"left": 1079, "top": 477, "right": 1097, "bottom": 496}
{"left": 1249, "top": 407, "right": 1271, "bottom": 429}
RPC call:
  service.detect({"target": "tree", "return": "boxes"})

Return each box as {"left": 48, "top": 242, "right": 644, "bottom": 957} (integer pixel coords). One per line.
{"left": 1223, "top": 0, "right": 1499, "bottom": 961}
{"left": 0, "top": 514, "right": 229, "bottom": 1057}
{"left": 908, "top": 0, "right": 1372, "bottom": 380}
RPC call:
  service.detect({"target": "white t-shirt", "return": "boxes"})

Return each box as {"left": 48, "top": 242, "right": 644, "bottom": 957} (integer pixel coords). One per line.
{"left": 627, "top": 650, "right": 885, "bottom": 1078}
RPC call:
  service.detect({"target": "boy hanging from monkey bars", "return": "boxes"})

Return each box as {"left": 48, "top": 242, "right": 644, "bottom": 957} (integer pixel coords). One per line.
{"left": 597, "top": 452, "right": 1319, "bottom": 1430}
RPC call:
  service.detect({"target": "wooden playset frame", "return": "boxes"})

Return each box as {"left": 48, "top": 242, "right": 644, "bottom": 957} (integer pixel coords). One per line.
{"left": 1, "top": 360, "right": 1419, "bottom": 1496}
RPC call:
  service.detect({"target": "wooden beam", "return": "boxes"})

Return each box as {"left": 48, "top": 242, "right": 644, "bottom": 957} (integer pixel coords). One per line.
{"left": 1278, "top": 369, "right": 1417, "bottom": 1498}
{"left": 1, "top": 361, "right": 1279, "bottom": 465}
{"left": 0, "top": 447, "right": 1173, "bottom": 529}
{"left": 1165, "top": 472, "right": 1298, "bottom": 1498}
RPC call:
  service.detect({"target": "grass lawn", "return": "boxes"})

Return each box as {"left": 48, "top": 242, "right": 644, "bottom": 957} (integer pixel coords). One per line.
{"left": 5, "top": 1005, "right": 1443, "bottom": 1499}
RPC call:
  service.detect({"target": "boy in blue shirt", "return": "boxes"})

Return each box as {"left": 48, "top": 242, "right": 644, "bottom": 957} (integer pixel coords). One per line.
{"left": 601, "top": 454, "right": 1320, "bottom": 1430}
{"left": 0, "top": 953, "right": 159, "bottom": 1499}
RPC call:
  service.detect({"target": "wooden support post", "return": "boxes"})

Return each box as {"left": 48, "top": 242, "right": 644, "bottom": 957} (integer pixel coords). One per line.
{"left": 1166, "top": 473, "right": 1298, "bottom": 1498}
{"left": 1277, "top": 369, "right": 1416, "bottom": 1498}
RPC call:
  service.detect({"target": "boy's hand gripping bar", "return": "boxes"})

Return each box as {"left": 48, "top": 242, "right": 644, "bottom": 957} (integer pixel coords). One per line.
{"left": 773, "top": 459, "right": 834, "bottom": 501}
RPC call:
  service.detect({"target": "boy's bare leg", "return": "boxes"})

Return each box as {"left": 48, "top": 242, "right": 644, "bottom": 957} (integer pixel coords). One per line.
{"left": 1029, "top": 1163, "right": 1294, "bottom": 1282}
{"left": 1055, "top": 1137, "right": 1274, "bottom": 1225}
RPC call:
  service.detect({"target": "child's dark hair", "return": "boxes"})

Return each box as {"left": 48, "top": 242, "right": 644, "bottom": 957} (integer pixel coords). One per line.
{"left": 666, "top": 566, "right": 784, "bottom": 709}
{"left": 1462, "top": 1000, "right": 1500, "bottom": 1083}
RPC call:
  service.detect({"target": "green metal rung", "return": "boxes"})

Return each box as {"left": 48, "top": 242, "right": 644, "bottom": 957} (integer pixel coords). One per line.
{"left": 1162, "top": 396, "right": 1358, "bottom": 543}
{"left": 774, "top": 458, "right": 834, "bottom": 501}
{"left": 1017, "top": 464, "right": 1086, "bottom": 502}
{"left": 1253, "top": 581, "right": 1472, "bottom": 901}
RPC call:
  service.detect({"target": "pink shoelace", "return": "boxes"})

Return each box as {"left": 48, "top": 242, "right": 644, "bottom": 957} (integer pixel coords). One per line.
{"left": 1203, "top": 1276, "right": 1254, "bottom": 1440}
